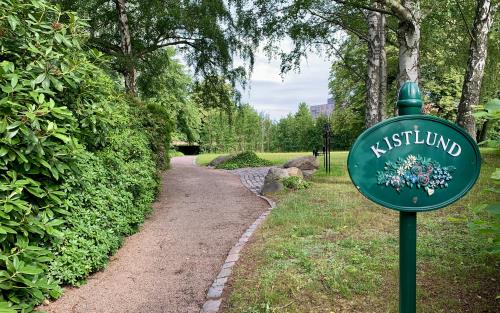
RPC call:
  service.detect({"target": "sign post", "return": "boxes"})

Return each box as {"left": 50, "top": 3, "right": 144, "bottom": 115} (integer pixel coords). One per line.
{"left": 347, "top": 81, "right": 481, "bottom": 312}
{"left": 397, "top": 81, "right": 421, "bottom": 313}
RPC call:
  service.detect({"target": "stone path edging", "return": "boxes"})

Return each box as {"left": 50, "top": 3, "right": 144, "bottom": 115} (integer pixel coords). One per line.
{"left": 200, "top": 166, "right": 276, "bottom": 313}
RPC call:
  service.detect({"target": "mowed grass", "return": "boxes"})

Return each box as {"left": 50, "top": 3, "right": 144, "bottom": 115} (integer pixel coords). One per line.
{"left": 196, "top": 152, "right": 311, "bottom": 166}
{"left": 222, "top": 150, "right": 500, "bottom": 313}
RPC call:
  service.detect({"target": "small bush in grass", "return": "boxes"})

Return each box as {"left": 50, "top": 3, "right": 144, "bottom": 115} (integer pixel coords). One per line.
{"left": 282, "top": 176, "right": 311, "bottom": 190}
{"left": 215, "top": 151, "right": 272, "bottom": 169}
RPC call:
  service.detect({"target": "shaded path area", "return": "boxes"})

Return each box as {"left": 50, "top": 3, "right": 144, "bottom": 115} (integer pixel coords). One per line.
{"left": 42, "top": 156, "right": 269, "bottom": 313}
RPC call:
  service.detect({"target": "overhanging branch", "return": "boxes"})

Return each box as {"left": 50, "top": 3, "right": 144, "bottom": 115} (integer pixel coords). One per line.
{"left": 375, "top": 0, "right": 414, "bottom": 23}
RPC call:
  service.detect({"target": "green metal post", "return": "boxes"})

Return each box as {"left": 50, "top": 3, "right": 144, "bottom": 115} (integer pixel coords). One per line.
{"left": 399, "top": 211, "right": 416, "bottom": 313}
{"left": 397, "top": 81, "right": 422, "bottom": 313}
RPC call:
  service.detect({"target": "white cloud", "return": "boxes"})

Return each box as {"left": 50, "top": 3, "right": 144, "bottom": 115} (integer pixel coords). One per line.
{"left": 239, "top": 47, "right": 332, "bottom": 120}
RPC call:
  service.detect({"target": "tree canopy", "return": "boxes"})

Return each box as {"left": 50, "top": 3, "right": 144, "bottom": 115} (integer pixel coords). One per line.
{"left": 57, "top": 0, "right": 255, "bottom": 98}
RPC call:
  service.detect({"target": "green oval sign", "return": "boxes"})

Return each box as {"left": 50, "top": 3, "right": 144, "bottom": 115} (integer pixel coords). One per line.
{"left": 347, "top": 115, "right": 481, "bottom": 212}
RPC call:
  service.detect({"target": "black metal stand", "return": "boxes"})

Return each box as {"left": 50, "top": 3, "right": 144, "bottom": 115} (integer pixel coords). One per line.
{"left": 323, "top": 123, "right": 331, "bottom": 174}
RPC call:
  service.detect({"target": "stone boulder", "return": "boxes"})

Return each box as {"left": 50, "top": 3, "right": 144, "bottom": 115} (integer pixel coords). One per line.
{"left": 285, "top": 167, "right": 303, "bottom": 178}
{"left": 283, "top": 156, "right": 319, "bottom": 170}
{"left": 302, "top": 169, "right": 316, "bottom": 180}
{"left": 261, "top": 181, "right": 284, "bottom": 195}
{"left": 208, "top": 155, "right": 233, "bottom": 167}
{"left": 263, "top": 168, "right": 289, "bottom": 184}
{"left": 261, "top": 168, "right": 289, "bottom": 194}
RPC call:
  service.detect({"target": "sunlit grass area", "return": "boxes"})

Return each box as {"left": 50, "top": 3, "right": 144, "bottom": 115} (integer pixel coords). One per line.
{"left": 196, "top": 152, "right": 312, "bottom": 166}
{"left": 222, "top": 149, "right": 500, "bottom": 313}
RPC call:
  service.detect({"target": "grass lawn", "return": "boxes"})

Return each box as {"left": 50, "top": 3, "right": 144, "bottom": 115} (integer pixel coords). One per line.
{"left": 222, "top": 149, "right": 499, "bottom": 313}
{"left": 196, "top": 152, "right": 312, "bottom": 166}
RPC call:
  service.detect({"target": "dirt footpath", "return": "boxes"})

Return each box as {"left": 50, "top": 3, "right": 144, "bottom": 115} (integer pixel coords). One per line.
{"left": 42, "top": 156, "right": 269, "bottom": 313}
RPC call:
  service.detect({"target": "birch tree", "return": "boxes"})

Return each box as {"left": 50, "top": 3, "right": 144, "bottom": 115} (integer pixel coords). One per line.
{"left": 246, "top": 0, "right": 391, "bottom": 128}
{"left": 456, "top": 0, "right": 498, "bottom": 139}
{"left": 366, "top": 1, "right": 387, "bottom": 127}
{"left": 57, "top": 0, "right": 254, "bottom": 97}
{"left": 376, "top": 0, "right": 421, "bottom": 89}
{"left": 114, "top": 0, "right": 136, "bottom": 94}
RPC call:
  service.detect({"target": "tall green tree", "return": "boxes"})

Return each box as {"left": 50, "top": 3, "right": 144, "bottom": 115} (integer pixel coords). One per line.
{"left": 241, "top": 0, "right": 390, "bottom": 128}
{"left": 294, "top": 102, "right": 316, "bottom": 150}
{"left": 57, "top": 0, "right": 254, "bottom": 96}
{"left": 137, "top": 48, "right": 201, "bottom": 143}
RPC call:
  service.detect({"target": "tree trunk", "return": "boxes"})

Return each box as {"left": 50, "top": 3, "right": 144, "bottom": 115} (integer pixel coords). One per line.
{"left": 365, "top": 1, "right": 388, "bottom": 128}
{"left": 396, "top": 0, "right": 420, "bottom": 90}
{"left": 365, "top": 4, "right": 382, "bottom": 128}
{"left": 379, "top": 10, "right": 387, "bottom": 120}
{"left": 477, "top": 120, "right": 489, "bottom": 142}
{"left": 456, "top": 0, "right": 497, "bottom": 140}
{"left": 115, "top": 0, "right": 137, "bottom": 95}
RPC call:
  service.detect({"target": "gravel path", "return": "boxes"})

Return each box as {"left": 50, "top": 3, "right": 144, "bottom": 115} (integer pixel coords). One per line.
{"left": 41, "top": 156, "right": 269, "bottom": 313}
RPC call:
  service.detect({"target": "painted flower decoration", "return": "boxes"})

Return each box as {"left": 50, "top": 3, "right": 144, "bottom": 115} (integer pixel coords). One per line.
{"left": 377, "top": 155, "right": 456, "bottom": 196}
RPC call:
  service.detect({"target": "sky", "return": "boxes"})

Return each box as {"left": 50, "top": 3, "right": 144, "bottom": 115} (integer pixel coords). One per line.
{"left": 238, "top": 50, "right": 332, "bottom": 120}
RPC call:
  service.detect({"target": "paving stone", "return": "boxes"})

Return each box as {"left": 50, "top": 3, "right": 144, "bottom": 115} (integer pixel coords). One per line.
{"left": 229, "top": 245, "right": 242, "bottom": 255}
{"left": 225, "top": 253, "right": 239, "bottom": 263}
{"left": 222, "top": 261, "right": 235, "bottom": 269}
{"left": 201, "top": 300, "right": 221, "bottom": 313}
{"left": 207, "top": 285, "right": 223, "bottom": 299}
{"left": 226, "top": 167, "right": 275, "bottom": 195}
{"left": 238, "top": 237, "right": 249, "bottom": 244}
{"left": 217, "top": 267, "right": 232, "bottom": 279}
{"left": 212, "top": 277, "right": 228, "bottom": 287}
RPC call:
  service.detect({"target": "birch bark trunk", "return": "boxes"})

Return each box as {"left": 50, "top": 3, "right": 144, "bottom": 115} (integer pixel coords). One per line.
{"left": 456, "top": 0, "right": 497, "bottom": 140}
{"left": 379, "top": 10, "right": 387, "bottom": 120}
{"left": 115, "top": 0, "right": 137, "bottom": 95}
{"left": 396, "top": 0, "right": 420, "bottom": 90}
{"left": 366, "top": 1, "right": 388, "bottom": 128}
{"left": 366, "top": 6, "right": 382, "bottom": 128}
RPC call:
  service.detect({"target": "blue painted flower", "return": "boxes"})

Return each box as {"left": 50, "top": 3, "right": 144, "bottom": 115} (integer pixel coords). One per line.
{"left": 411, "top": 175, "right": 418, "bottom": 184}
{"left": 377, "top": 154, "right": 454, "bottom": 196}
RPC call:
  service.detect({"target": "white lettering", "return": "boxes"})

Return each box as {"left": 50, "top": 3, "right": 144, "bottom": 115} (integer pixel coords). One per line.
{"left": 448, "top": 142, "right": 462, "bottom": 156}
{"left": 426, "top": 132, "right": 437, "bottom": 146}
{"left": 436, "top": 136, "right": 450, "bottom": 151}
{"left": 370, "top": 130, "right": 462, "bottom": 159}
{"left": 371, "top": 142, "right": 387, "bottom": 158}
{"left": 402, "top": 131, "right": 413, "bottom": 145}
{"left": 383, "top": 137, "right": 393, "bottom": 150}
{"left": 414, "top": 130, "right": 424, "bottom": 144}
{"left": 392, "top": 133, "right": 402, "bottom": 147}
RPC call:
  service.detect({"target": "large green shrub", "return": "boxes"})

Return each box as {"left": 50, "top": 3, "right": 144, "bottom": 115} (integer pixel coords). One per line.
{"left": 49, "top": 127, "right": 157, "bottom": 285}
{"left": 0, "top": 1, "right": 90, "bottom": 310}
{"left": 0, "top": 1, "right": 163, "bottom": 311}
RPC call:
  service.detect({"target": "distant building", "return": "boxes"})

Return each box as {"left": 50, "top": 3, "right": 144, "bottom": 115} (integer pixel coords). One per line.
{"left": 310, "top": 97, "right": 335, "bottom": 118}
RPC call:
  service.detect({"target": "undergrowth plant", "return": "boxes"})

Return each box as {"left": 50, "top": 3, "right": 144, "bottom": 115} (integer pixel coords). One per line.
{"left": 215, "top": 151, "right": 272, "bottom": 170}
{"left": 282, "top": 176, "right": 311, "bottom": 190}
{"left": 470, "top": 99, "right": 500, "bottom": 259}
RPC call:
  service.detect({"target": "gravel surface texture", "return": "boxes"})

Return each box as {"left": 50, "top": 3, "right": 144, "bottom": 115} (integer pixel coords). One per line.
{"left": 40, "top": 156, "right": 269, "bottom": 313}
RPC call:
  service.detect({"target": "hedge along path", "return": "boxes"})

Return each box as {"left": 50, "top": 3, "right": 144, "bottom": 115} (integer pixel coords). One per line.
{"left": 40, "top": 156, "right": 270, "bottom": 313}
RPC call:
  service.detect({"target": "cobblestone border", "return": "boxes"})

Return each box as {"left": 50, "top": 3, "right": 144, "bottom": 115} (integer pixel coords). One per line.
{"left": 199, "top": 187, "right": 276, "bottom": 313}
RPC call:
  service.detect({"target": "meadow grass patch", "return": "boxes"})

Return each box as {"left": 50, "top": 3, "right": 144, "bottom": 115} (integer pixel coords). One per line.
{"left": 223, "top": 149, "right": 500, "bottom": 313}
